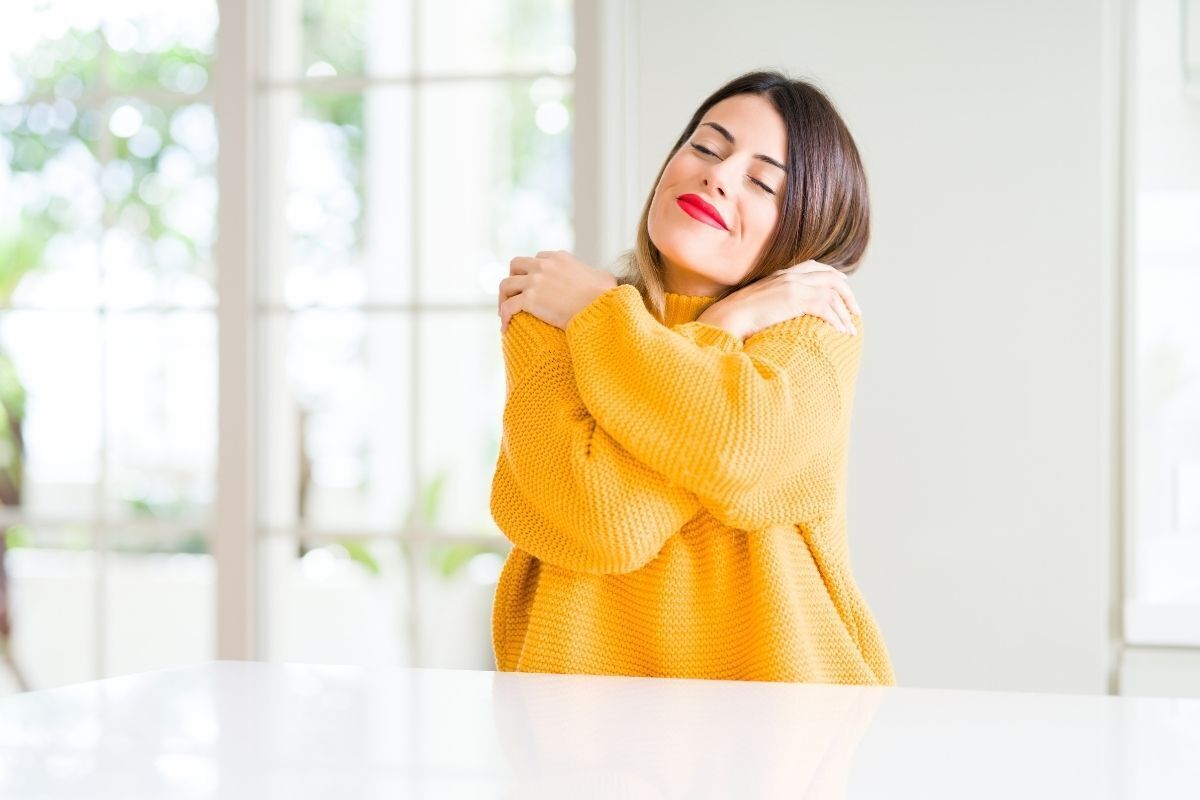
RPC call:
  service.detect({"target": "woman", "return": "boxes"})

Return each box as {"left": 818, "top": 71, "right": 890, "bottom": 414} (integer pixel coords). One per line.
{"left": 490, "top": 70, "right": 893, "bottom": 685}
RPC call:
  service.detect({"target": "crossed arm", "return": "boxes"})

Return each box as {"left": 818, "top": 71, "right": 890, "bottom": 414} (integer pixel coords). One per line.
{"left": 491, "top": 284, "right": 859, "bottom": 575}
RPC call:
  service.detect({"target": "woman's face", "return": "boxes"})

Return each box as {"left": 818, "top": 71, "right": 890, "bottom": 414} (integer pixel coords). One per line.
{"left": 647, "top": 93, "right": 788, "bottom": 296}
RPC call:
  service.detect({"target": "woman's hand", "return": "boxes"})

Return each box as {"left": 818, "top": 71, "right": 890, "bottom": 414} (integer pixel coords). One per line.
{"left": 498, "top": 250, "right": 619, "bottom": 333}
{"left": 697, "top": 260, "right": 862, "bottom": 339}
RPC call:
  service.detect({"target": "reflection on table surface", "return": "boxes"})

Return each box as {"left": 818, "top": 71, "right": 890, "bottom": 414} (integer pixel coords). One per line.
{"left": 0, "top": 660, "right": 1198, "bottom": 798}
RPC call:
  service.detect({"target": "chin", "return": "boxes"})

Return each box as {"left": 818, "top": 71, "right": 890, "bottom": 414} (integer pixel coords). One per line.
{"left": 653, "top": 236, "right": 742, "bottom": 288}
{"left": 649, "top": 204, "right": 749, "bottom": 285}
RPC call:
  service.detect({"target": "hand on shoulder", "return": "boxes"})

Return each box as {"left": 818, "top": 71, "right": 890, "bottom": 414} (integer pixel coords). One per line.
{"left": 697, "top": 259, "right": 861, "bottom": 340}
{"left": 498, "top": 250, "right": 619, "bottom": 333}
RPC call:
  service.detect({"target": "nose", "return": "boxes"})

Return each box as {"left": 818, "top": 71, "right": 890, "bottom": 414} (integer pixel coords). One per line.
{"left": 700, "top": 154, "right": 736, "bottom": 198}
{"left": 702, "top": 175, "right": 726, "bottom": 198}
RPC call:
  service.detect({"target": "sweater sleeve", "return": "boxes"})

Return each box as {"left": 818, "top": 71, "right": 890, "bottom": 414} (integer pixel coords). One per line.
{"left": 490, "top": 310, "right": 703, "bottom": 575}
{"left": 564, "top": 284, "right": 862, "bottom": 522}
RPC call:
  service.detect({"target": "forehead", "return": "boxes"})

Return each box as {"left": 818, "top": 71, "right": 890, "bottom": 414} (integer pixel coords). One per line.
{"left": 697, "top": 94, "right": 786, "bottom": 154}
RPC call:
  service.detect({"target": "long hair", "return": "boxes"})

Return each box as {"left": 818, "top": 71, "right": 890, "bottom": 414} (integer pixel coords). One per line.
{"left": 617, "top": 70, "right": 870, "bottom": 323}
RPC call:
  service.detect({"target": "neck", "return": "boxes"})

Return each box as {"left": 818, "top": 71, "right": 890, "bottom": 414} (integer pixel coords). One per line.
{"left": 662, "top": 259, "right": 726, "bottom": 298}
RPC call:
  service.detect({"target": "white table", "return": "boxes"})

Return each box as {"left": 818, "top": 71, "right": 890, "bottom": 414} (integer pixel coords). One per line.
{"left": 0, "top": 661, "right": 1197, "bottom": 798}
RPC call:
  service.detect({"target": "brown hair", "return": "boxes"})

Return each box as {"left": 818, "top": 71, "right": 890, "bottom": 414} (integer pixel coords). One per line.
{"left": 617, "top": 70, "right": 870, "bottom": 322}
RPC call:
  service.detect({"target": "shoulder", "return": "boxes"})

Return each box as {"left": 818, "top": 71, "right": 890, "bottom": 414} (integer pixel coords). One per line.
{"left": 500, "top": 311, "right": 568, "bottom": 385}
{"left": 503, "top": 310, "right": 567, "bottom": 351}
{"left": 745, "top": 313, "right": 864, "bottom": 411}
{"left": 746, "top": 312, "right": 864, "bottom": 361}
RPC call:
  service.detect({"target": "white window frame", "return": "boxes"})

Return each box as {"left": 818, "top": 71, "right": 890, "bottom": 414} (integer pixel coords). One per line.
{"left": 214, "top": 0, "right": 258, "bottom": 662}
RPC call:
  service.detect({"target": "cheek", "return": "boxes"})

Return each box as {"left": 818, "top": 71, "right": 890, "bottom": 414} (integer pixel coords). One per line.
{"left": 742, "top": 203, "right": 781, "bottom": 253}
{"left": 649, "top": 163, "right": 684, "bottom": 232}
{"left": 657, "top": 151, "right": 699, "bottom": 197}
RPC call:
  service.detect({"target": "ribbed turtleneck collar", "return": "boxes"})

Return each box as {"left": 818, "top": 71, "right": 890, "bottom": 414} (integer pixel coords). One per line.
{"left": 661, "top": 290, "right": 719, "bottom": 328}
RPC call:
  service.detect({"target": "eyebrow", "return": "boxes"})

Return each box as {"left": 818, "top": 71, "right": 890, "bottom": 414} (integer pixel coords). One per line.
{"left": 700, "top": 121, "right": 786, "bottom": 172}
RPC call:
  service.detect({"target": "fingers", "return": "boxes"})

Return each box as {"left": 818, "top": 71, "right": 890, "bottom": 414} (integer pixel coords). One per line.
{"left": 835, "top": 280, "right": 862, "bottom": 316}
{"left": 498, "top": 274, "right": 528, "bottom": 301}
{"left": 788, "top": 259, "right": 835, "bottom": 274}
{"left": 511, "top": 251, "right": 568, "bottom": 275}
{"left": 509, "top": 256, "right": 537, "bottom": 275}
{"left": 499, "top": 294, "right": 524, "bottom": 333}
{"left": 829, "top": 291, "right": 857, "bottom": 335}
{"left": 803, "top": 303, "right": 845, "bottom": 334}
{"left": 812, "top": 301, "right": 851, "bottom": 335}
{"left": 787, "top": 261, "right": 862, "bottom": 316}
{"left": 499, "top": 279, "right": 527, "bottom": 331}
{"left": 498, "top": 274, "right": 524, "bottom": 317}
{"left": 796, "top": 285, "right": 855, "bottom": 335}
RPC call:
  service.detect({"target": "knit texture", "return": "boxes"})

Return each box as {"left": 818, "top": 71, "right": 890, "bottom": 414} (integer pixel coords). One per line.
{"left": 490, "top": 283, "right": 895, "bottom": 685}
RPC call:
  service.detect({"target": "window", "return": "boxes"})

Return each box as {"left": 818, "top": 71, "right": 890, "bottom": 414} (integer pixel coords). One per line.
{"left": 252, "top": 0, "right": 575, "bottom": 667}
{"left": 1124, "top": 0, "right": 1200, "bottom": 645}
{"left": 0, "top": 0, "right": 578, "bottom": 695}
{"left": 0, "top": 0, "right": 220, "bottom": 692}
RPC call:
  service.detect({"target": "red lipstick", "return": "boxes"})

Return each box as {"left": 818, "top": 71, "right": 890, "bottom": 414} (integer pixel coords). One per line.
{"left": 676, "top": 194, "right": 728, "bottom": 231}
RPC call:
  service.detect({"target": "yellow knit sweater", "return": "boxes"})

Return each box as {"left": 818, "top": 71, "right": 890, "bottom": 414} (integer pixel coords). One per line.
{"left": 489, "top": 282, "right": 894, "bottom": 685}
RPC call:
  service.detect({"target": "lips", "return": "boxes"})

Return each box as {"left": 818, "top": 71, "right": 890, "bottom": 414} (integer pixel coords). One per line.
{"left": 676, "top": 194, "right": 728, "bottom": 231}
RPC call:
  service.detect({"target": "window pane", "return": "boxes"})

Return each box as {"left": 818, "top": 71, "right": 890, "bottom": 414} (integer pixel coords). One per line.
{"left": 101, "top": 535, "right": 215, "bottom": 679}
{"left": 0, "top": 310, "right": 101, "bottom": 520}
{"left": 101, "top": 0, "right": 217, "bottom": 95}
{"left": 414, "top": 539, "right": 505, "bottom": 669}
{"left": 3, "top": 78, "right": 216, "bottom": 313}
{"left": 2, "top": 525, "right": 97, "bottom": 695}
{"left": 105, "top": 311, "right": 216, "bottom": 527}
{"left": 416, "top": 312, "right": 503, "bottom": 537}
{"left": 1129, "top": 0, "right": 1200, "bottom": 625}
{"left": 306, "top": 0, "right": 414, "bottom": 79}
{"left": 258, "top": 311, "right": 414, "bottom": 536}
{"left": 2, "top": 102, "right": 104, "bottom": 311}
{"left": 417, "top": 79, "right": 572, "bottom": 304}
{"left": 0, "top": 7, "right": 105, "bottom": 104}
{"left": 262, "top": 0, "right": 416, "bottom": 81}
{"left": 104, "top": 99, "right": 217, "bottom": 309}
{"left": 262, "top": 89, "right": 413, "bottom": 308}
{"left": 260, "top": 533, "right": 413, "bottom": 666}
{"left": 418, "top": 0, "right": 573, "bottom": 76}
{"left": 266, "top": 0, "right": 574, "bottom": 80}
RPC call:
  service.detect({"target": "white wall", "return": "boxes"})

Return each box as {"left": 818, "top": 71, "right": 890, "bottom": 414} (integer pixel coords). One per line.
{"left": 618, "top": 0, "right": 1122, "bottom": 693}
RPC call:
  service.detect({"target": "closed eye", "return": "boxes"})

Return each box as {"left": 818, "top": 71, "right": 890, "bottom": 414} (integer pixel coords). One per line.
{"left": 750, "top": 177, "right": 775, "bottom": 195}
{"left": 690, "top": 143, "right": 776, "bottom": 195}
